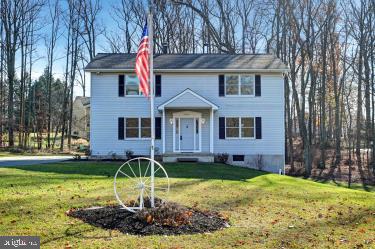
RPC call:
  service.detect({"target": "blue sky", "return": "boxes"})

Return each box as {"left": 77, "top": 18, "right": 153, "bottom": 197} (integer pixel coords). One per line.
{"left": 22, "top": 0, "right": 144, "bottom": 97}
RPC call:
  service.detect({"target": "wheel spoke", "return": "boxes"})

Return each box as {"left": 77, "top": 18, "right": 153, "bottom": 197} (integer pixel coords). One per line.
{"left": 114, "top": 158, "right": 169, "bottom": 212}
{"left": 138, "top": 159, "right": 142, "bottom": 181}
{"left": 143, "top": 187, "right": 150, "bottom": 199}
{"left": 143, "top": 176, "right": 151, "bottom": 185}
{"left": 126, "top": 162, "right": 137, "bottom": 178}
{"left": 153, "top": 166, "right": 161, "bottom": 175}
{"left": 118, "top": 170, "right": 139, "bottom": 185}
{"left": 143, "top": 160, "right": 151, "bottom": 178}
{"left": 144, "top": 166, "right": 161, "bottom": 185}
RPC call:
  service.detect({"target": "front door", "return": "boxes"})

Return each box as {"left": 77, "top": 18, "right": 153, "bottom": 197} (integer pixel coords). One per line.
{"left": 180, "top": 118, "right": 195, "bottom": 151}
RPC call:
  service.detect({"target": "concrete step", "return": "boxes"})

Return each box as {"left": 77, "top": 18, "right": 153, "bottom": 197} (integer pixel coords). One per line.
{"left": 163, "top": 153, "right": 214, "bottom": 163}
{"left": 177, "top": 157, "right": 199, "bottom": 162}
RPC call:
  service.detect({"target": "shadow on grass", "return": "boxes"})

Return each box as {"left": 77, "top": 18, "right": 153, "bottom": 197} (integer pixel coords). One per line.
{"left": 311, "top": 177, "right": 374, "bottom": 192}
{"left": 3, "top": 161, "right": 269, "bottom": 181}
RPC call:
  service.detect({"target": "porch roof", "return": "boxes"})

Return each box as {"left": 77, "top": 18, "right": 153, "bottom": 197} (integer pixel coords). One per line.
{"left": 157, "top": 89, "right": 219, "bottom": 111}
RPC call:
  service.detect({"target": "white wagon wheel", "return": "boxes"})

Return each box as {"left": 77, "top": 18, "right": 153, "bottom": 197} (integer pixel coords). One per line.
{"left": 114, "top": 157, "right": 170, "bottom": 213}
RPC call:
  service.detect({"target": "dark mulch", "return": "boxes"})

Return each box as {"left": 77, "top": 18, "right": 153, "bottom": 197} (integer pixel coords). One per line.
{"left": 66, "top": 202, "right": 229, "bottom": 236}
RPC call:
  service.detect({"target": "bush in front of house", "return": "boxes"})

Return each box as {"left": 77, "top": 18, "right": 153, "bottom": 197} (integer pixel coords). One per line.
{"left": 215, "top": 153, "right": 229, "bottom": 164}
{"left": 125, "top": 149, "right": 134, "bottom": 160}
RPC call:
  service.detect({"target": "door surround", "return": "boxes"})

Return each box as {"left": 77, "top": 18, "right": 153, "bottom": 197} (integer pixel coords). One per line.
{"left": 172, "top": 111, "right": 202, "bottom": 152}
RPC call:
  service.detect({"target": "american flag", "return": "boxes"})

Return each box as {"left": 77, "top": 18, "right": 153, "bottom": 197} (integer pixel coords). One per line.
{"left": 135, "top": 22, "right": 150, "bottom": 97}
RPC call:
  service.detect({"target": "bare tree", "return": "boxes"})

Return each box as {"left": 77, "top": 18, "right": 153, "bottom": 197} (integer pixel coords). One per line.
{"left": 45, "top": 0, "right": 60, "bottom": 149}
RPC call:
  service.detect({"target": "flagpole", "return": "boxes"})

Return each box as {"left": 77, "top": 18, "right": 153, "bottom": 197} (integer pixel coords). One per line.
{"left": 148, "top": 1, "right": 155, "bottom": 208}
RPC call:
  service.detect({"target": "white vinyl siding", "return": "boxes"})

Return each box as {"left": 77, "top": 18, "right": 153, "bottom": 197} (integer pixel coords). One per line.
{"left": 90, "top": 72, "right": 284, "bottom": 157}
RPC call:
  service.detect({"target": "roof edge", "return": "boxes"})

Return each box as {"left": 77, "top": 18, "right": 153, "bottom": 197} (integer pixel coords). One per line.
{"left": 85, "top": 68, "right": 290, "bottom": 73}
{"left": 158, "top": 88, "right": 219, "bottom": 110}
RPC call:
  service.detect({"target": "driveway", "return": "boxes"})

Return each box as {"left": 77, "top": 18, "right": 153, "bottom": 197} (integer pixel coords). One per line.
{"left": 0, "top": 156, "right": 74, "bottom": 167}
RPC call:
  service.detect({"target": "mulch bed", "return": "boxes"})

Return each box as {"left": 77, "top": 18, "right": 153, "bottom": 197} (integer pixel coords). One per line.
{"left": 66, "top": 201, "right": 229, "bottom": 236}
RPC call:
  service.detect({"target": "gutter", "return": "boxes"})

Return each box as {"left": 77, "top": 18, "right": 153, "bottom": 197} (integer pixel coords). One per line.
{"left": 84, "top": 68, "right": 290, "bottom": 73}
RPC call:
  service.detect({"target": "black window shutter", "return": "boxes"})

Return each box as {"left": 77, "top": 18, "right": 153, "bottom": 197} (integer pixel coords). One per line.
{"left": 256, "top": 117, "right": 262, "bottom": 139}
{"left": 219, "top": 75, "right": 225, "bottom": 96}
{"left": 255, "top": 75, "right": 261, "bottom": 96}
{"left": 118, "top": 117, "right": 124, "bottom": 140}
{"left": 155, "top": 117, "right": 161, "bottom": 139}
{"left": 155, "top": 75, "right": 161, "bottom": 97}
{"left": 119, "top": 75, "right": 125, "bottom": 97}
{"left": 219, "top": 117, "right": 225, "bottom": 139}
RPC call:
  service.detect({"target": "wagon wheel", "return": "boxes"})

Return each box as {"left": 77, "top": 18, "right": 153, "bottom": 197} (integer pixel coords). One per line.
{"left": 114, "top": 157, "right": 170, "bottom": 212}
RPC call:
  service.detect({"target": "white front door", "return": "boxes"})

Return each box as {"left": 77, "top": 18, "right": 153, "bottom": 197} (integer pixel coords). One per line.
{"left": 180, "top": 118, "right": 195, "bottom": 151}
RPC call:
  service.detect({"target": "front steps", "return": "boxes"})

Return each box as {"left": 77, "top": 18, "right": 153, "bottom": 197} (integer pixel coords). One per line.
{"left": 162, "top": 152, "right": 214, "bottom": 163}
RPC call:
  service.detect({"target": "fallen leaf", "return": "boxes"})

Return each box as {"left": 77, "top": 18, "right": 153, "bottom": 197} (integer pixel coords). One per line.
{"left": 271, "top": 219, "right": 279, "bottom": 225}
{"left": 146, "top": 214, "right": 154, "bottom": 224}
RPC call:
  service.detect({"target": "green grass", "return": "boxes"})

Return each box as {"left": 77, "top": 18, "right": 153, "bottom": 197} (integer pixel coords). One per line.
{"left": 0, "top": 162, "right": 374, "bottom": 249}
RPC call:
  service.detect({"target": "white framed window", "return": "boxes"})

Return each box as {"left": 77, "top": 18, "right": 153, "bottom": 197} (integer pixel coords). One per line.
{"left": 225, "top": 75, "right": 239, "bottom": 95}
{"left": 225, "top": 117, "right": 255, "bottom": 139}
{"left": 225, "top": 117, "right": 240, "bottom": 138}
{"left": 241, "top": 117, "right": 255, "bottom": 138}
{"left": 225, "top": 74, "right": 255, "bottom": 96}
{"left": 125, "top": 118, "right": 139, "bottom": 138}
{"left": 125, "top": 75, "right": 142, "bottom": 96}
{"left": 141, "top": 118, "right": 151, "bottom": 138}
{"left": 125, "top": 118, "right": 151, "bottom": 139}
{"left": 240, "top": 75, "right": 254, "bottom": 95}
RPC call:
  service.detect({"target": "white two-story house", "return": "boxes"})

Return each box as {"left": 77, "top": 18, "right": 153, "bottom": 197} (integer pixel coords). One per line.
{"left": 85, "top": 53, "right": 288, "bottom": 173}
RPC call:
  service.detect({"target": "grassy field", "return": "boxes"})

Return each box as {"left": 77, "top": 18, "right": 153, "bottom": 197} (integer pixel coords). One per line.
{"left": 0, "top": 162, "right": 374, "bottom": 249}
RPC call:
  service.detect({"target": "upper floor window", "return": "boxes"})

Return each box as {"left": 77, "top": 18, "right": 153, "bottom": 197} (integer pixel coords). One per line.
{"left": 225, "top": 75, "right": 254, "bottom": 96}
{"left": 125, "top": 75, "right": 142, "bottom": 96}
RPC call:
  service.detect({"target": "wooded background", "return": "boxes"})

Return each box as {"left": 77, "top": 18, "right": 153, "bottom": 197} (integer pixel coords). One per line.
{"left": 0, "top": 0, "right": 374, "bottom": 178}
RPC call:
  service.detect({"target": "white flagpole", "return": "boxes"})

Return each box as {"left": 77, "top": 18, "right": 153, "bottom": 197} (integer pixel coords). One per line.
{"left": 148, "top": 2, "right": 155, "bottom": 208}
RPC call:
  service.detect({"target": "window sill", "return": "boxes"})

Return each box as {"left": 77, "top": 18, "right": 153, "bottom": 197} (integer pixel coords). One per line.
{"left": 124, "top": 138, "right": 151, "bottom": 140}
{"left": 225, "top": 137, "right": 255, "bottom": 140}
{"left": 224, "top": 95, "right": 256, "bottom": 97}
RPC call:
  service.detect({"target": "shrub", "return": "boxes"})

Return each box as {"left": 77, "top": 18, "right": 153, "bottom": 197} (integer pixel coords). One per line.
{"left": 73, "top": 154, "right": 81, "bottom": 160}
{"left": 84, "top": 148, "right": 92, "bottom": 156}
{"left": 9, "top": 147, "right": 24, "bottom": 154}
{"left": 154, "top": 147, "right": 160, "bottom": 155}
{"left": 125, "top": 149, "right": 134, "bottom": 161}
{"left": 215, "top": 153, "right": 229, "bottom": 163}
{"left": 107, "top": 151, "right": 117, "bottom": 160}
{"left": 317, "top": 161, "right": 326, "bottom": 169}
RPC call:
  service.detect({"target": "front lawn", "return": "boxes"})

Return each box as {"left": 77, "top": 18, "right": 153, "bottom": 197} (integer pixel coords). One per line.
{"left": 0, "top": 162, "right": 374, "bottom": 248}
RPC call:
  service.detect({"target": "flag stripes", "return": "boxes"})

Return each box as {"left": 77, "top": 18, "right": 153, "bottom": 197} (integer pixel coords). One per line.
{"left": 135, "top": 22, "right": 150, "bottom": 97}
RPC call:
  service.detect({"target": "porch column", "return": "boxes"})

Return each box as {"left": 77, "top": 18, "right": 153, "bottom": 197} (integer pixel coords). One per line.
{"left": 210, "top": 108, "right": 214, "bottom": 153}
{"left": 162, "top": 109, "right": 166, "bottom": 153}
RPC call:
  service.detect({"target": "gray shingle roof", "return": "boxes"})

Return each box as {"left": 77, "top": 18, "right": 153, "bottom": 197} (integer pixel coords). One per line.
{"left": 85, "top": 53, "right": 288, "bottom": 72}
